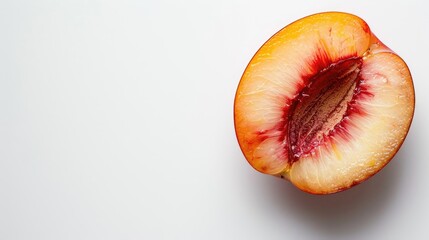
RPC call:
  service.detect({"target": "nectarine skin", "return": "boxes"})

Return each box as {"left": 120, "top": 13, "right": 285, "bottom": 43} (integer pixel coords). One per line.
{"left": 234, "top": 12, "right": 414, "bottom": 194}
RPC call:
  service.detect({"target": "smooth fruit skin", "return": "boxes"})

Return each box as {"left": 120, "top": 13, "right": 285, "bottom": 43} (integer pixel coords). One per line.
{"left": 234, "top": 12, "right": 415, "bottom": 194}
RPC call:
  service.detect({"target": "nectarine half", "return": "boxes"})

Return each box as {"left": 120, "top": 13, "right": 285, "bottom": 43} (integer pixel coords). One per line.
{"left": 234, "top": 12, "right": 415, "bottom": 194}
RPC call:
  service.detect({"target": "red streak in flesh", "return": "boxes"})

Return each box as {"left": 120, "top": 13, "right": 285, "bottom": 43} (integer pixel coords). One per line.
{"left": 285, "top": 57, "right": 369, "bottom": 163}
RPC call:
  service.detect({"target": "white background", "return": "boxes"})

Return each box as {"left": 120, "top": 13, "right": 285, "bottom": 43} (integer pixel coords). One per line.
{"left": 1, "top": 1, "right": 428, "bottom": 239}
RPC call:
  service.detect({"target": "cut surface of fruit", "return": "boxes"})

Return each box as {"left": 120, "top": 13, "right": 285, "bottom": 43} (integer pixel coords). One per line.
{"left": 234, "top": 12, "right": 414, "bottom": 194}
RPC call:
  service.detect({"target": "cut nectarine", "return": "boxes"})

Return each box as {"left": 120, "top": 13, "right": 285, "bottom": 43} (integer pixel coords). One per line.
{"left": 234, "top": 12, "right": 414, "bottom": 194}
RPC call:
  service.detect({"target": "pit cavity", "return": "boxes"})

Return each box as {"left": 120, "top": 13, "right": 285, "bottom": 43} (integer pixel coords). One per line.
{"left": 287, "top": 58, "right": 363, "bottom": 162}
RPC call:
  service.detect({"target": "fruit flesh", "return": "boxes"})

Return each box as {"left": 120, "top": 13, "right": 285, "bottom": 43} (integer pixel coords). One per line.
{"left": 234, "top": 12, "right": 414, "bottom": 194}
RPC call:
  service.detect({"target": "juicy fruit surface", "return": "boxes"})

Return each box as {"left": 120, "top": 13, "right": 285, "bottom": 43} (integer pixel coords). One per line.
{"left": 234, "top": 12, "right": 414, "bottom": 194}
